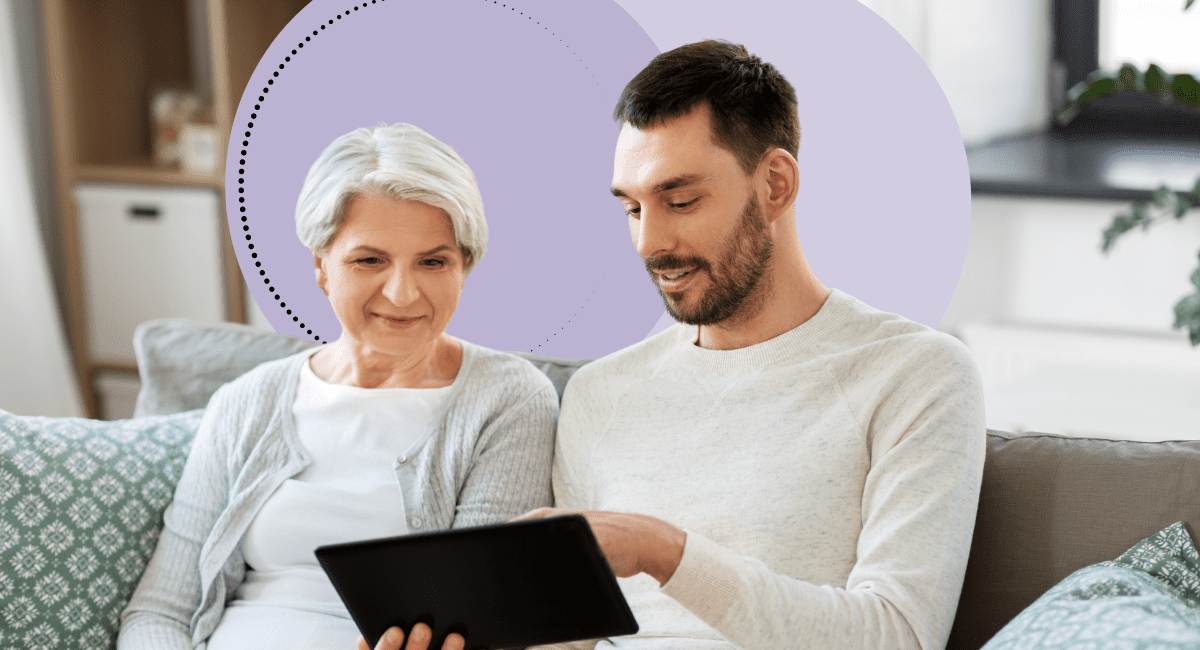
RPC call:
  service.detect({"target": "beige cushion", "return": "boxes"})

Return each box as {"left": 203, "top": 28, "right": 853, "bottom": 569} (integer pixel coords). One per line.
{"left": 947, "top": 431, "right": 1200, "bottom": 650}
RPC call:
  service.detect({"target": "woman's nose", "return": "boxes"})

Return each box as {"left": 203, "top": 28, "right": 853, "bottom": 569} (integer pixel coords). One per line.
{"left": 382, "top": 266, "right": 420, "bottom": 305}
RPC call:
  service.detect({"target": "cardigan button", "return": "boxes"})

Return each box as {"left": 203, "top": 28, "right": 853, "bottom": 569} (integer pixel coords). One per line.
{"left": 411, "top": 518, "right": 422, "bottom": 528}
{"left": 398, "top": 455, "right": 407, "bottom": 463}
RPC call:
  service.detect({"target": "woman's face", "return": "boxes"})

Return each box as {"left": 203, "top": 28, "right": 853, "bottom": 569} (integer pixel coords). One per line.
{"left": 315, "top": 194, "right": 467, "bottom": 356}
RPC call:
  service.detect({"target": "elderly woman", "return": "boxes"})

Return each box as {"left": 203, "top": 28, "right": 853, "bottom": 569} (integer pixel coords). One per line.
{"left": 118, "top": 124, "right": 558, "bottom": 650}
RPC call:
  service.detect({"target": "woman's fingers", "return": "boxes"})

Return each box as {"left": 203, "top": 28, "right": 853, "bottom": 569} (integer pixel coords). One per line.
{"left": 406, "top": 623, "right": 432, "bottom": 650}
{"left": 372, "top": 627, "right": 405, "bottom": 650}
{"left": 366, "top": 623, "right": 460, "bottom": 650}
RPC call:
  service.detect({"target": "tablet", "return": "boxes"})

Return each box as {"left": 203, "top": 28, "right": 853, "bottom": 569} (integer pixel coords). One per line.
{"left": 315, "top": 515, "right": 639, "bottom": 650}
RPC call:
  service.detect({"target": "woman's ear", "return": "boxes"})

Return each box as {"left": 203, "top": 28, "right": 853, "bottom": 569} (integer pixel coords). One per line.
{"left": 760, "top": 148, "right": 799, "bottom": 223}
{"left": 313, "top": 250, "right": 328, "bottom": 296}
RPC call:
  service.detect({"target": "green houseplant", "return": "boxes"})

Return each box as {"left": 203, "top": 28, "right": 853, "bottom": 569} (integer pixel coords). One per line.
{"left": 1056, "top": 0, "right": 1200, "bottom": 344}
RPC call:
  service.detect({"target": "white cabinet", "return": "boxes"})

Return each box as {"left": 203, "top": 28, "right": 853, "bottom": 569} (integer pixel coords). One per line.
{"left": 74, "top": 183, "right": 225, "bottom": 365}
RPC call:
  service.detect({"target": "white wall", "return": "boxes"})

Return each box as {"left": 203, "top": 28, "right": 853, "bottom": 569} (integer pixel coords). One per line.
{"left": 861, "top": 0, "right": 1053, "bottom": 144}
{"left": 941, "top": 197, "right": 1200, "bottom": 440}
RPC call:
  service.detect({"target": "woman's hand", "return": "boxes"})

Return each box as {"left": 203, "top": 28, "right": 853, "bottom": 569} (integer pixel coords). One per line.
{"left": 356, "top": 623, "right": 465, "bottom": 650}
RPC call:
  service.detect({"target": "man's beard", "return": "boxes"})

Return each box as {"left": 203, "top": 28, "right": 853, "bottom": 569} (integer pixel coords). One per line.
{"left": 644, "top": 194, "right": 773, "bottom": 327}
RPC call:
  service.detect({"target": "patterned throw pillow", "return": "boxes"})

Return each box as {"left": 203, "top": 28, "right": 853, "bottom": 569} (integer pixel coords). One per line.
{"left": 0, "top": 409, "right": 202, "bottom": 650}
{"left": 982, "top": 522, "right": 1200, "bottom": 649}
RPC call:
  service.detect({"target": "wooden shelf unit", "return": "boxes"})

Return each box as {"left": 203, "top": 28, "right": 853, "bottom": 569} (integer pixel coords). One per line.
{"left": 41, "top": 0, "right": 309, "bottom": 417}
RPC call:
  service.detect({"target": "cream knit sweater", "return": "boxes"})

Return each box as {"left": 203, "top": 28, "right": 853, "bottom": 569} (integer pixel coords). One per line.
{"left": 547, "top": 290, "right": 986, "bottom": 650}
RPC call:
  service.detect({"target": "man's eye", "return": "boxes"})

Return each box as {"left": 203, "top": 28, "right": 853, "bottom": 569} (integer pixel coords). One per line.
{"left": 624, "top": 206, "right": 641, "bottom": 217}
{"left": 669, "top": 198, "right": 699, "bottom": 209}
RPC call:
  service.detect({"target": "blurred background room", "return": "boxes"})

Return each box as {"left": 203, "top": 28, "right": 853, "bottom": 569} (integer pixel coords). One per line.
{"left": 2, "top": 0, "right": 1198, "bottom": 442}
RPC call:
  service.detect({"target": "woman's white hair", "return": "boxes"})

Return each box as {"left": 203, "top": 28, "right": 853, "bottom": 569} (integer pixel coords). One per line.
{"left": 296, "top": 123, "right": 488, "bottom": 274}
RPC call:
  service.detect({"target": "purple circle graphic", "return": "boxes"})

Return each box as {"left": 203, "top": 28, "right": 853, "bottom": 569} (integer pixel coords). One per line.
{"left": 619, "top": 0, "right": 971, "bottom": 331}
{"left": 229, "top": 0, "right": 662, "bottom": 358}
{"left": 230, "top": 0, "right": 970, "bottom": 357}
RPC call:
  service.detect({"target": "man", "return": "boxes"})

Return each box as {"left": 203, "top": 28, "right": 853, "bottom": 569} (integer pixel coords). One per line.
{"left": 373, "top": 39, "right": 984, "bottom": 650}
{"left": 531, "top": 39, "right": 985, "bottom": 650}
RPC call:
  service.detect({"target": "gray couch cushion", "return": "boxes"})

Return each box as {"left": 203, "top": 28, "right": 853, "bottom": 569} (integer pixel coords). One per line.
{"left": 132, "top": 319, "right": 590, "bottom": 417}
{"left": 132, "top": 320, "right": 319, "bottom": 417}
{"left": 947, "top": 432, "right": 1200, "bottom": 650}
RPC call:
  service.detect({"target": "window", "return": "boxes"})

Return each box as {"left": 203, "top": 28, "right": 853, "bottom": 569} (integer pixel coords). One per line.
{"left": 1055, "top": 0, "right": 1200, "bottom": 134}
{"left": 1099, "top": 0, "right": 1200, "bottom": 73}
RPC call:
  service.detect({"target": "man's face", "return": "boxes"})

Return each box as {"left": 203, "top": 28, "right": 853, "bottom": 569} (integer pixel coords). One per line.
{"left": 611, "top": 104, "right": 773, "bottom": 326}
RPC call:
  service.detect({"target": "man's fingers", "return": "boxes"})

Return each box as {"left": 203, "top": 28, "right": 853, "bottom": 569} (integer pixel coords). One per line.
{"left": 372, "top": 627, "right": 404, "bottom": 650}
{"left": 442, "top": 632, "right": 466, "bottom": 650}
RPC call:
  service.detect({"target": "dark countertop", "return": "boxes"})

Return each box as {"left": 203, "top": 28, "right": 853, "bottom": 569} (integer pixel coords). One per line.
{"left": 967, "top": 131, "right": 1200, "bottom": 202}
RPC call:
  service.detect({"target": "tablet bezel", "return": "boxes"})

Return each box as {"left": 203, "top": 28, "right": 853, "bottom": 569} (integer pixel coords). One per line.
{"left": 315, "top": 514, "right": 639, "bottom": 649}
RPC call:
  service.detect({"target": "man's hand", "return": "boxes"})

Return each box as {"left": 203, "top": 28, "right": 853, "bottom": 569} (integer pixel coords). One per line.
{"left": 515, "top": 508, "right": 686, "bottom": 585}
{"left": 356, "top": 624, "right": 464, "bottom": 650}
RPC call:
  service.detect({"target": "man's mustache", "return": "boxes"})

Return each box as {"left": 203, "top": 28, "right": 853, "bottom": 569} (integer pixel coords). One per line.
{"left": 644, "top": 255, "right": 711, "bottom": 275}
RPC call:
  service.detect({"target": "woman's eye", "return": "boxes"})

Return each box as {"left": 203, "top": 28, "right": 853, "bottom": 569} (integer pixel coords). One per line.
{"left": 356, "top": 257, "right": 382, "bottom": 265}
{"left": 422, "top": 259, "right": 445, "bottom": 268}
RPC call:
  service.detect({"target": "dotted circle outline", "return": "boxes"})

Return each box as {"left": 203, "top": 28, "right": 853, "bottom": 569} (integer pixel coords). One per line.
{"left": 238, "top": 0, "right": 609, "bottom": 350}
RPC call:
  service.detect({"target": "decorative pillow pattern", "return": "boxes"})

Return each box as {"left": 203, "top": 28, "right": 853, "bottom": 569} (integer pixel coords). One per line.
{"left": 1105, "top": 521, "right": 1200, "bottom": 608}
{"left": 982, "top": 522, "right": 1200, "bottom": 650}
{"left": 0, "top": 409, "right": 202, "bottom": 650}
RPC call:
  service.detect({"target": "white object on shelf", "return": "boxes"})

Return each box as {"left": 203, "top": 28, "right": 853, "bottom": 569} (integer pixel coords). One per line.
{"left": 180, "top": 123, "right": 219, "bottom": 173}
{"left": 94, "top": 371, "right": 141, "bottom": 421}
{"left": 75, "top": 183, "right": 224, "bottom": 365}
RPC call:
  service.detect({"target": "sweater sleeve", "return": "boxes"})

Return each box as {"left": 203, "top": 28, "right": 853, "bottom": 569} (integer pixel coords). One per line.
{"left": 659, "top": 341, "right": 986, "bottom": 650}
{"left": 451, "top": 371, "right": 559, "bottom": 529}
{"left": 117, "top": 384, "right": 239, "bottom": 650}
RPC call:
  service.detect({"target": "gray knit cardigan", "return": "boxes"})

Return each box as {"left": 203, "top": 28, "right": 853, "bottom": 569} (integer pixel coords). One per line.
{"left": 118, "top": 341, "right": 559, "bottom": 650}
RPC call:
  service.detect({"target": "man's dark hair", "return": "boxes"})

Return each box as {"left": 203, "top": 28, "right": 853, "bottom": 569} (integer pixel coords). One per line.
{"left": 613, "top": 40, "right": 799, "bottom": 174}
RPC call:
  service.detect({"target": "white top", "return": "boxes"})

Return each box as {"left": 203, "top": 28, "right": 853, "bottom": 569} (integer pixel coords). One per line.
{"left": 541, "top": 290, "right": 987, "bottom": 650}
{"left": 210, "top": 351, "right": 451, "bottom": 649}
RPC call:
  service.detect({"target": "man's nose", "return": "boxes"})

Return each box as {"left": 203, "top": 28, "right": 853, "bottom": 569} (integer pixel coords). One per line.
{"left": 382, "top": 266, "right": 420, "bottom": 305}
{"left": 633, "top": 208, "right": 674, "bottom": 260}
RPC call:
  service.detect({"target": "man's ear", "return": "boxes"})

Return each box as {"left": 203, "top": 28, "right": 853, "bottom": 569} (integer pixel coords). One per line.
{"left": 313, "top": 250, "right": 328, "bottom": 296}
{"left": 760, "top": 148, "right": 799, "bottom": 223}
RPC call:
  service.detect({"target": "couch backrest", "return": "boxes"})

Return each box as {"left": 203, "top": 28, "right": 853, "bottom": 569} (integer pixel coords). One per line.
{"left": 132, "top": 319, "right": 591, "bottom": 417}
{"left": 134, "top": 320, "right": 1200, "bottom": 650}
{"left": 947, "top": 432, "right": 1200, "bottom": 650}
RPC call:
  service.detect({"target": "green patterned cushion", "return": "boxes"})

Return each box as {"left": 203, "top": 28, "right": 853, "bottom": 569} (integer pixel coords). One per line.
{"left": 982, "top": 522, "right": 1200, "bottom": 649}
{"left": 0, "top": 409, "right": 202, "bottom": 650}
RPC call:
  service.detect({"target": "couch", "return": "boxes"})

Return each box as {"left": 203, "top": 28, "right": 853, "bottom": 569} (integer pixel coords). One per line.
{"left": 2, "top": 318, "right": 1198, "bottom": 650}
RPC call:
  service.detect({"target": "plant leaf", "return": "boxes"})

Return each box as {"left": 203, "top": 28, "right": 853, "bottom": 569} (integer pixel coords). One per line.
{"left": 1084, "top": 77, "right": 1118, "bottom": 102}
{"left": 1132, "top": 202, "right": 1149, "bottom": 226}
{"left": 1152, "top": 186, "right": 1174, "bottom": 208}
{"left": 1056, "top": 104, "right": 1081, "bottom": 126}
{"left": 1102, "top": 213, "right": 1138, "bottom": 252}
{"left": 1172, "top": 292, "right": 1200, "bottom": 346}
{"left": 1145, "top": 64, "right": 1170, "bottom": 95}
{"left": 1117, "top": 63, "right": 1140, "bottom": 91}
{"left": 1171, "top": 74, "right": 1200, "bottom": 106}
{"left": 1187, "top": 0, "right": 1196, "bottom": 10}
